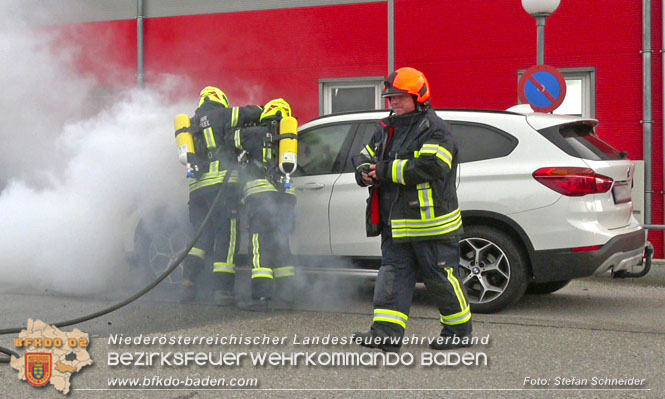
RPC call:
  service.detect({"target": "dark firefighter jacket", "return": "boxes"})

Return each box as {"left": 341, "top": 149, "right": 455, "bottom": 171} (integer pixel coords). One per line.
{"left": 233, "top": 117, "right": 296, "bottom": 200}
{"left": 354, "top": 107, "right": 463, "bottom": 243}
{"left": 189, "top": 101, "right": 262, "bottom": 196}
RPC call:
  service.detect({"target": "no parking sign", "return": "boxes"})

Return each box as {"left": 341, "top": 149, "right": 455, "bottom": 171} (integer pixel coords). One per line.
{"left": 518, "top": 65, "right": 567, "bottom": 113}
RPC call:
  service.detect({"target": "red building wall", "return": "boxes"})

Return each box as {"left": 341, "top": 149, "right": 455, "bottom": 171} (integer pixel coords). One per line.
{"left": 394, "top": 1, "right": 663, "bottom": 254}
{"left": 143, "top": 3, "right": 387, "bottom": 120}
{"left": 59, "top": 1, "right": 664, "bottom": 256}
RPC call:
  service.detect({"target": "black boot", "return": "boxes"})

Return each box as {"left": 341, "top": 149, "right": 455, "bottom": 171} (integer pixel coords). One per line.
{"left": 180, "top": 256, "right": 204, "bottom": 303}
{"left": 213, "top": 290, "right": 235, "bottom": 307}
{"left": 180, "top": 280, "right": 197, "bottom": 303}
{"left": 245, "top": 297, "right": 270, "bottom": 312}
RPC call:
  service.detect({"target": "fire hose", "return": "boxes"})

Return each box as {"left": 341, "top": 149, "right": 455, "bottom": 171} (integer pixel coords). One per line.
{"left": 0, "top": 176, "right": 229, "bottom": 364}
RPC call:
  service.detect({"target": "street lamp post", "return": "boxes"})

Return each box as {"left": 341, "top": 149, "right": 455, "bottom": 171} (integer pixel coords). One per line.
{"left": 521, "top": 0, "right": 561, "bottom": 65}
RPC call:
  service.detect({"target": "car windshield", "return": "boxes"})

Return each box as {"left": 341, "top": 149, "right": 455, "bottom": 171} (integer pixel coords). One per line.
{"left": 539, "top": 123, "right": 623, "bottom": 161}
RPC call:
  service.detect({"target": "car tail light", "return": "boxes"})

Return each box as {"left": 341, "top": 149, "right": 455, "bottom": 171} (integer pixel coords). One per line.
{"left": 533, "top": 167, "right": 613, "bottom": 196}
{"left": 571, "top": 245, "right": 603, "bottom": 253}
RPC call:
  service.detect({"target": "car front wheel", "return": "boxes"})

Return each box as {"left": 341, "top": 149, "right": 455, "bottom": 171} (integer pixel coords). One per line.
{"left": 133, "top": 212, "right": 189, "bottom": 285}
{"left": 458, "top": 225, "right": 528, "bottom": 313}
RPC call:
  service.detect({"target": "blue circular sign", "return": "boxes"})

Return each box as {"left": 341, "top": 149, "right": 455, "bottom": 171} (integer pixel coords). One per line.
{"left": 518, "top": 65, "right": 567, "bottom": 113}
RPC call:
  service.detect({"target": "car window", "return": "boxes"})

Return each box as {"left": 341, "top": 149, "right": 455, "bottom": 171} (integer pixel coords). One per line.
{"left": 298, "top": 123, "right": 354, "bottom": 176}
{"left": 449, "top": 122, "right": 518, "bottom": 163}
{"left": 538, "top": 123, "right": 623, "bottom": 161}
{"left": 344, "top": 122, "right": 378, "bottom": 172}
{"left": 344, "top": 120, "right": 518, "bottom": 167}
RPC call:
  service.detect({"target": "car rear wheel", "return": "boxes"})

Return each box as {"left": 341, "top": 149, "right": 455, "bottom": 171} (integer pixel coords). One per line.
{"left": 458, "top": 225, "right": 528, "bottom": 313}
{"left": 526, "top": 280, "right": 571, "bottom": 295}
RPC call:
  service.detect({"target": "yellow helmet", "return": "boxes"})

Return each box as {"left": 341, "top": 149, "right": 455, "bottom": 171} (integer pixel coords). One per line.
{"left": 199, "top": 86, "right": 229, "bottom": 107}
{"left": 260, "top": 98, "right": 292, "bottom": 122}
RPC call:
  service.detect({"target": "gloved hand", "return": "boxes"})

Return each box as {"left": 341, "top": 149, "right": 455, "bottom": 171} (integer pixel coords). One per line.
{"left": 244, "top": 105, "right": 263, "bottom": 125}
{"left": 188, "top": 154, "right": 204, "bottom": 179}
{"left": 359, "top": 164, "right": 380, "bottom": 185}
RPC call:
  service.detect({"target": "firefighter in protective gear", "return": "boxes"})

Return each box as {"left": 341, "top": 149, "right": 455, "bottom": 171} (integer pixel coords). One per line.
{"left": 234, "top": 98, "right": 298, "bottom": 311}
{"left": 352, "top": 67, "right": 472, "bottom": 352}
{"left": 180, "top": 86, "right": 262, "bottom": 305}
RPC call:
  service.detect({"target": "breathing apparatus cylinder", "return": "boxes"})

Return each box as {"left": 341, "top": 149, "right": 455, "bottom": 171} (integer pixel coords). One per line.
{"left": 278, "top": 116, "right": 298, "bottom": 188}
{"left": 174, "top": 114, "right": 197, "bottom": 178}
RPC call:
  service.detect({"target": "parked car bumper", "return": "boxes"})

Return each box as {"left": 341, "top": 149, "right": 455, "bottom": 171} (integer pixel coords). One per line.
{"left": 530, "top": 228, "right": 647, "bottom": 283}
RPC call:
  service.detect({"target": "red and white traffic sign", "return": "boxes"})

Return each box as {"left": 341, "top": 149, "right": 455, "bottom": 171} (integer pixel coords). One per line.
{"left": 518, "top": 65, "right": 567, "bottom": 113}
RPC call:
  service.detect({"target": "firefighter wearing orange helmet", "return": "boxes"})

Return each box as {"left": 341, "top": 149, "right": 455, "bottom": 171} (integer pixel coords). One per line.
{"left": 179, "top": 86, "right": 262, "bottom": 305}
{"left": 352, "top": 67, "right": 472, "bottom": 352}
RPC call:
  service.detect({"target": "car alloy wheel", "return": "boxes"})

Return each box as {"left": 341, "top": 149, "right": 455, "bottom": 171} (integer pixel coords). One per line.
{"left": 459, "top": 237, "right": 510, "bottom": 304}
{"left": 457, "top": 225, "right": 528, "bottom": 313}
{"left": 146, "top": 228, "right": 187, "bottom": 284}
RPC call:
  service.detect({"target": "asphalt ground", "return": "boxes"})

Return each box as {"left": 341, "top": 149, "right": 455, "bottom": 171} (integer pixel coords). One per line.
{"left": 1, "top": 262, "right": 664, "bottom": 398}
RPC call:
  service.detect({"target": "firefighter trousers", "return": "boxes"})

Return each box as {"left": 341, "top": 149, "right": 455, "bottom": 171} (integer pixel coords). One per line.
{"left": 370, "top": 234, "right": 472, "bottom": 342}
{"left": 184, "top": 183, "right": 240, "bottom": 294}
{"left": 245, "top": 192, "right": 297, "bottom": 301}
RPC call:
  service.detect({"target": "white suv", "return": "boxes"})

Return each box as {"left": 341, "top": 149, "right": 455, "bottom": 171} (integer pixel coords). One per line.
{"left": 289, "top": 109, "right": 648, "bottom": 313}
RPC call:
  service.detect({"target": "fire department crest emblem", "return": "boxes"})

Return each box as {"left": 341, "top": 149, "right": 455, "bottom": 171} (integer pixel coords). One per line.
{"left": 25, "top": 352, "right": 52, "bottom": 387}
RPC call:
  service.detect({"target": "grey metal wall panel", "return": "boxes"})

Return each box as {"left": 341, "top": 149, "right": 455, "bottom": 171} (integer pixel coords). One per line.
{"left": 145, "top": 0, "right": 384, "bottom": 18}
{"left": 18, "top": 1, "right": 138, "bottom": 24}
{"left": 19, "top": 0, "right": 384, "bottom": 24}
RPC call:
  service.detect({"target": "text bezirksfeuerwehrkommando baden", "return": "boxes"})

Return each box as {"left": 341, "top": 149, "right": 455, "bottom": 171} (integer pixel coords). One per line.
{"left": 106, "top": 333, "right": 490, "bottom": 368}
{"left": 107, "top": 350, "right": 488, "bottom": 367}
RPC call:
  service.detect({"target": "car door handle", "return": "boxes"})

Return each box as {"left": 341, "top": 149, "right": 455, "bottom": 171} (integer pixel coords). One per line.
{"left": 297, "top": 182, "right": 325, "bottom": 190}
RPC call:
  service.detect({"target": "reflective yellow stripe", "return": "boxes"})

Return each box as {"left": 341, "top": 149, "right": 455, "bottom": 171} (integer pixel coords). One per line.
{"left": 440, "top": 305, "right": 471, "bottom": 326}
{"left": 274, "top": 266, "right": 296, "bottom": 278}
{"left": 392, "top": 217, "right": 462, "bottom": 238}
{"left": 229, "top": 169, "right": 239, "bottom": 182}
{"left": 231, "top": 107, "right": 239, "bottom": 127}
{"left": 245, "top": 185, "right": 278, "bottom": 196}
{"left": 234, "top": 128, "right": 241, "bottom": 149}
{"left": 189, "top": 170, "right": 239, "bottom": 192}
{"left": 445, "top": 267, "right": 468, "bottom": 309}
{"left": 361, "top": 145, "right": 376, "bottom": 158}
{"left": 189, "top": 175, "right": 225, "bottom": 192}
{"left": 251, "top": 267, "right": 274, "bottom": 279}
{"left": 373, "top": 309, "right": 408, "bottom": 329}
{"left": 226, "top": 218, "right": 237, "bottom": 265}
{"left": 392, "top": 208, "right": 462, "bottom": 238}
{"left": 391, "top": 207, "right": 461, "bottom": 227}
{"left": 188, "top": 247, "right": 206, "bottom": 260}
{"left": 243, "top": 179, "right": 278, "bottom": 198}
{"left": 391, "top": 160, "right": 408, "bottom": 185}
{"left": 252, "top": 233, "right": 261, "bottom": 268}
{"left": 417, "top": 183, "right": 434, "bottom": 219}
{"left": 420, "top": 143, "right": 452, "bottom": 169}
{"left": 213, "top": 262, "right": 236, "bottom": 274}
{"left": 203, "top": 127, "right": 216, "bottom": 148}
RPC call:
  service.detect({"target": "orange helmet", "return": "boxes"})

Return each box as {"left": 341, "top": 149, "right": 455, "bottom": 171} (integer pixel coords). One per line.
{"left": 382, "top": 67, "right": 431, "bottom": 104}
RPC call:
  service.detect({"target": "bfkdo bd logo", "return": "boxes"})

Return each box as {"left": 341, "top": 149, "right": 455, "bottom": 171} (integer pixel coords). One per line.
{"left": 10, "top": 319, "right": 93, "bottom": 395}
{"left": 25, "top": 353, "right": 52, "bottom": 387}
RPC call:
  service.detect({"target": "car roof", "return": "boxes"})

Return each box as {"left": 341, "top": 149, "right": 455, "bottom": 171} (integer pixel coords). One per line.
{"left": 300, "top": 108, "right": 598, "bottom": 131}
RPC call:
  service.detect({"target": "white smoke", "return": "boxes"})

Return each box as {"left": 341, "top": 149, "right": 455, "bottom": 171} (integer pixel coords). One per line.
{"left": 0, "top": 4, "right": 191, "bottom": 295}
